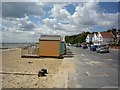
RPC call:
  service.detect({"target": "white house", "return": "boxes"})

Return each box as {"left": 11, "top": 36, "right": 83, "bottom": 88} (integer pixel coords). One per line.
{"left": 116, "top": 31, "right": 120, "bottom": 44}
{"left": 92, "top": 32, "right": 115, "bottom": 45}
{"left": 92, "top": 32, "right": 99, "bottom": 45}
{"left": 86, "top": 34, "right": 93, "bottom": 43}
{"left": 98, "top": 32, "right": 115, "bottom": 45}
{"left": 86, "top": 32, "right": 115, "bottom": 45}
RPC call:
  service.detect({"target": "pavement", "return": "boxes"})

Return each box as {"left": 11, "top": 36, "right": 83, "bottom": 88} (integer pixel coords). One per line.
{"left": 67, "top": 46, "right": 119, "bottom": 88}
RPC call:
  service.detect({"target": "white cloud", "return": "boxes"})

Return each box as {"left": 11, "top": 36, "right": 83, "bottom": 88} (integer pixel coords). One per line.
{"left": 18, "top": 16, "right": 37, "bottom": 31}
{"left": 2, "top": 2, "right": 45, "bottom": 18}
{"left": 2, "top": 2, "right": 119, "bottom": 42}
{"left": 2, "top": 30, "right": 39, "bottom": 43}
{"left": 43, "top": 18, "right": 57, "bottom": 28}
{"left": 43, "top": 18, "right": 65, "bottom": 30}
{"left": 51, "top": 4, "right": 70, "bottom": 21}
{"left": 60, "top": 2, "right": 118, "bottom": 30}
{"left": 42, "top": 2, "right": 118, "bottom": 36}
{"left": 2, "top": 15, "right": 37, "bottom": 31}
{"left": 96, "top": 13, "right": 118, "bottom": 28}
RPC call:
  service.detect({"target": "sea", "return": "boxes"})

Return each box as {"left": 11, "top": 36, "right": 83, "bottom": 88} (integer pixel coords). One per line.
{"left": 0, "top": 43, "right": 36, "bottom": 49}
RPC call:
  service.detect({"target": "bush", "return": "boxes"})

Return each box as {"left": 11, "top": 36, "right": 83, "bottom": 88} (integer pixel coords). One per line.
{"left": 110, "top": 43, "right": 120, "bottom": 46}
{"left": 118, "top": 42, "right": 120, "bottom": 46}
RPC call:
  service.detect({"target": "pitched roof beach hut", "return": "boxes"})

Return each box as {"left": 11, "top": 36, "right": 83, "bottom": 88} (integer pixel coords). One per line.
{"left": 38, "top": 35, "right": 61, "bottom": 57}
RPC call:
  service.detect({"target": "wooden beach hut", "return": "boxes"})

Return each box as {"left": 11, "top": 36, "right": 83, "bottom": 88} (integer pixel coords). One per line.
{"left": 38, "top": 35, "right": 61, "bottom": 57}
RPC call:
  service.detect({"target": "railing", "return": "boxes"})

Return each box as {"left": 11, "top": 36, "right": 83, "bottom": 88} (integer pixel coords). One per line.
{"left": 21, "top": 44, "right": 39, "bottom": 56}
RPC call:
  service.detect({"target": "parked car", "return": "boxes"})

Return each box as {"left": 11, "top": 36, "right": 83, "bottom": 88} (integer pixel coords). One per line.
{"left": 90, "top": 45, "right": 98, "bottom": 51}
{"left": 75, "top": 44, "right": 78, "bottom": 47}
{"left": 82, "top": 45, "right": 88, "bottom": 49}
{"left": 96, "top": 45, "right": 109, "bottom": 53}
{"left": 75, "top": 44, "right": 81, "bottom": 47}
{"left": 87, "top": 44, "right": 91, "bottom": 49}
{"left": 79, "top": 44, "right": 82, "bottom": 47}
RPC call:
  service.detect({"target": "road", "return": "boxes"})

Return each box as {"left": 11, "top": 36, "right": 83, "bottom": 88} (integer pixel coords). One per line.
{"left": 67, "top": 46, "right": 119, "bottom": 88}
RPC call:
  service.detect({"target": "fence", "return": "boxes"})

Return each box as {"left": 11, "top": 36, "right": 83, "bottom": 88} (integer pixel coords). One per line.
{"left": 21, "top": 43, "right": 39, "bottom": 57}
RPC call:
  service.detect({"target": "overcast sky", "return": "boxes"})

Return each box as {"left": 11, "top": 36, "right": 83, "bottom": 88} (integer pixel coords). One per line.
{"left": 1, "top": 2, "right": 119, "bottom": 43}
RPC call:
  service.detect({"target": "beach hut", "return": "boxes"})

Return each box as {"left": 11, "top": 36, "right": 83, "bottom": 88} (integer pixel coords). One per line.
{"left": 60, "top": 42, "right": 66, "bottom": 55}
{"left": 38, "top": 35, "right": 61, "bottom": 57}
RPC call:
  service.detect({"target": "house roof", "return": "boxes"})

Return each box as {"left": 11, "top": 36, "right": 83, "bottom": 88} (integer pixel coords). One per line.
{"left": 94, "top": 32, "right": 99, "bottom": 36}
{"left": 89, "top": 34, "right": 93, "bottom": 37}
{"left": 100, "top": 32, "right": 114, "bottom": 38}
{"left": 39, "top": 35, "right": 61, "bottom": 41}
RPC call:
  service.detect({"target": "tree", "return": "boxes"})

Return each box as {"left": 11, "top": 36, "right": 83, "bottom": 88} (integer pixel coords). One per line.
{"left": 65, "top": 32, "right": 90, "bottom": 44}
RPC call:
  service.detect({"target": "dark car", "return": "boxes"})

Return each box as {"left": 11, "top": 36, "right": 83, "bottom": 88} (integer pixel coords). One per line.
{"left": 79, "top": 44, "right": 82, "bottom": 47}
{"left": 90, "top": 45, "right": 98, "bottom": 51}
{"left": 75, "top": 44, "right": 81, "bottom": 47}
{"left": 75, "top": 44, "right": 79, "bottom": 47}
{"left": 96, "top": 45, "right": 109, "bottom": 53}
{"left": 82, "top": 45, "right": 88, "bottom": 49}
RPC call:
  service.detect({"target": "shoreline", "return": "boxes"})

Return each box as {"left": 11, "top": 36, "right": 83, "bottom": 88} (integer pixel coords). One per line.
{"left": 0, "top": 48, "right": 20, "bottom": 52}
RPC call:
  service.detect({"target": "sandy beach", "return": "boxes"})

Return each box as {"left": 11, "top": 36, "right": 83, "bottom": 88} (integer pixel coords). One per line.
{"left": 1, "top": 48, "right": 75, "bottom": 88}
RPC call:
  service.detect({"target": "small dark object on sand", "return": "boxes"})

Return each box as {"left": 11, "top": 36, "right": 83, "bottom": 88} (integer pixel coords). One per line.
{"left": 38, "top": 68, "right": 48, "bottom": 77}
{"left": 41, "top": 68, "right": 48, "bottom": 74}
{"left": 38, "top": 70, "right": 45, "bottom": 77}
{"left": 28, "top": 61, "right": 33, "bottom": 64}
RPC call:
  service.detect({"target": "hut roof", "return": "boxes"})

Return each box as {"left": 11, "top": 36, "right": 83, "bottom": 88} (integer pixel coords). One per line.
{"left": 39, "top": 35, "right": 61, "bottom": 41}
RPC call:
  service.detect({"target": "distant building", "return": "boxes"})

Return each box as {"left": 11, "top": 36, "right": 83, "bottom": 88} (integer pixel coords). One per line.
{"left": 97, "top": 32, "right": 115, "bottom": 45}
{"left": 86, "top": 32, "right": 115, "bottom": 45}
{"left": 116, "top": 30, "right": 120, "bottom": 44}
{"left": 86, "top": 34, "right": 93, "bottom": 43}
{"left": 92, "top": 32, "right": 99, "bottom": 45}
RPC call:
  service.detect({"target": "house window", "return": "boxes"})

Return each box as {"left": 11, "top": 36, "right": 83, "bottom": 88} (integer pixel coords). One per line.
{"left": 100, "top": 37, "right": 102, "bottom": 41}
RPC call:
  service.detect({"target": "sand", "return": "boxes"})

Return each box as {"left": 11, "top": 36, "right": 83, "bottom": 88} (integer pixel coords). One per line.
{"left": 1, "top": 48, "right": 75, "bottom": 88}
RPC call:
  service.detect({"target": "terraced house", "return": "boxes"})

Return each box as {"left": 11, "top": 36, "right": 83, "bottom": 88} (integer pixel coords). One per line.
{"left": 86, "top": 33, "right": 93, "bottom": 44}
{"left": 86, "top": 32, "right": 115, "bottom": 45}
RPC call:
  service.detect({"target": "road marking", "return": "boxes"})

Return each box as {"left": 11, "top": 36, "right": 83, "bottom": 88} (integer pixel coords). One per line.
{"left": 106, "top": 59, "right": 113, "bottom": 61}
{"left": 85, "top": 72, "right": 90, "bottom": 76}
{"left": 83, "top": 58, "right": 90, "bottom": 61}
{"left": 76, "top": 84, "right": 82, "bottom": 88}
{"left": 65, "top": 73, "right": 68, "bottom": 88}
{"left": 81, "top": 54, "right": 85, "bottom": 56}
{"left": 85, "top": 72, "right": 109, "bottom": 77}
{"left": 85, "top": 62, "right": 94, "bottom": 65}
{"left": 85, "top": 61, "right": 103, "bottom": 66}
{"left": 100, "top": 86, "right": 118, "bottom": 88}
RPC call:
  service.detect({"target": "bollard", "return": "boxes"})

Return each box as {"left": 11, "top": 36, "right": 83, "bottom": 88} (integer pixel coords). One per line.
{"left": 41, "top": 68, "right": 48, "bottom": 74}
{"left": 38, "top": 68, "right": 48, "bottom": 77}
{"left": 38, "top": 70, "right": 45, "bottom": 77}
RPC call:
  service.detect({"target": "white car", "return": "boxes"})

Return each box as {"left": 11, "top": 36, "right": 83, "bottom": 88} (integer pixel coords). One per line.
{"left": 96, "top": 45, "right": 109, "bottom": 53}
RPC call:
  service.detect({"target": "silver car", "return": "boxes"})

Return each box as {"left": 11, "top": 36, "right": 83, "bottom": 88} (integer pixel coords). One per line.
{"left": 96, "top": 45, "right": 109, "bottom": 53}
